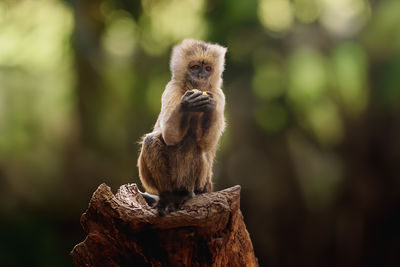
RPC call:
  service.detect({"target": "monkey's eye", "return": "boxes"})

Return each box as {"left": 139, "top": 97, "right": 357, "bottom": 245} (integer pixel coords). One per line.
{"left": 205, "top": 66, "right": 212, "bottom": 72}
{"left": 190, "top": 65, "right": 200, "bottom": 70}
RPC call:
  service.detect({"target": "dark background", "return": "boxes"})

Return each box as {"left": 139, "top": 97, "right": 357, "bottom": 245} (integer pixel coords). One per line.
{"left": 1, "top": 0, "right": 400, "bottom": 266}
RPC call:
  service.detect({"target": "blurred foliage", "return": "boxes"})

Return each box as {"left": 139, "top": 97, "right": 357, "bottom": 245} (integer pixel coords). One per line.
{"left": 1, "top": 0, "right": 400, "bottom": 266}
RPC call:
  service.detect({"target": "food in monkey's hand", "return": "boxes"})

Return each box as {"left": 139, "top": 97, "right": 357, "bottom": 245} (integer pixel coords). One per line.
{"left": 191, "top": 89, "right": 209, "bottom": 96}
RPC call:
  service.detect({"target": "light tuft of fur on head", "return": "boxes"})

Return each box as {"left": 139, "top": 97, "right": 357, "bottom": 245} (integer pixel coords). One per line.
{"left": 170, "top": 39, "right": 227, "bottom": 87}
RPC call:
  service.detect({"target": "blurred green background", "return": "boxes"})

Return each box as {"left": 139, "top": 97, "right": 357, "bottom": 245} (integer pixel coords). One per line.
{"left": 1, "top": 0, "right": 400, "bottom": 266}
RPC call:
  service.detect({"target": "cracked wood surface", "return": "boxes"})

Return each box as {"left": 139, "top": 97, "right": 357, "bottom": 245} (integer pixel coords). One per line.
{"left": 71, "top": 183, "right": 258, "bottom": 266}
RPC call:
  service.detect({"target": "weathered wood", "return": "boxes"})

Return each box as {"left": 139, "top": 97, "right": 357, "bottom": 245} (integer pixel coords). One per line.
{"left": 71, "top": 183, "right": 258, "bottom": 266}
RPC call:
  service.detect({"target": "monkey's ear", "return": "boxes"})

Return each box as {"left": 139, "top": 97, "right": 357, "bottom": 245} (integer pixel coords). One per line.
{"left": 215, "top": 45, "right": 227, "bottom": 71}
{"left": 212, "top": 43, "right": 227, "bottom": 57}
{"left": 215, "top": 45, "right": 227, "bottom": 62}
{"left": 221, "top": 47, "right": 227, "bottom": 62}
{"left": 221, "top": 46, "right": 228, "bottom": 56}
{"left": 170, "top": 40, "right": 189, "bottom": 78}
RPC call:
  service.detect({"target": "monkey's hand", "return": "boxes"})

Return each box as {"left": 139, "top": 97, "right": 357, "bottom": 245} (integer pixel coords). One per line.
{"left": 202, "top": 91, "right": 216, "bottom": 113}
{"left": 180, "top": 90, "right": 216, "bottom": 113}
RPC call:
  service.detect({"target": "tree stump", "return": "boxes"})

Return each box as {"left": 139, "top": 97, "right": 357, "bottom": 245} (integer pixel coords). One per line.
{"left": 71, "top": 183, "right": 258, "bottom": 266}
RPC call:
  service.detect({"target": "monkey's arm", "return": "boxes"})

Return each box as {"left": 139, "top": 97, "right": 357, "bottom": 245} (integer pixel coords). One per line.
{"left": 198, "top": 91, "right": 226, "bottom": 150}
{"left": 159, "top": 87, "right": 190, "bottom": 146}
{"left": 159, "top": 86, "right": 205, "bottom": 145}
{"left": 160, "top": 85, "right": 212, "bottom": 146}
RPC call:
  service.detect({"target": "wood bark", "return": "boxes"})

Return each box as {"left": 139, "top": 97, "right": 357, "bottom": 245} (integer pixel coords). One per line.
{"left": 71, "top": 183, "right": 258, "bottom": 266}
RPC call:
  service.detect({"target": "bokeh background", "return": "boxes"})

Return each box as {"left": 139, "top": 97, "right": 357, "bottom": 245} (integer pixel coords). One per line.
{"left": 1, "top": 0, "right": 400, "bottom": 266}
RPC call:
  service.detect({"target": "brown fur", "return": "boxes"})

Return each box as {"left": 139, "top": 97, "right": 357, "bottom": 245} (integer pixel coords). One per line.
{"left": 137, "top": 39, "right": 227, "bottom": 209}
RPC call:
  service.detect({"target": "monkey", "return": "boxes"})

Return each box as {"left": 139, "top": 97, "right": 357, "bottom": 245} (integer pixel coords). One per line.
{"left": 137, "top": 39, "right": 227, "bottom": 215}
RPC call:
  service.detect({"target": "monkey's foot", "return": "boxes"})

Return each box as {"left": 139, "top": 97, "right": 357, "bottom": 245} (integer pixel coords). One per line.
{"left": 157, "top": 190, "right": 194, "bottom": 216}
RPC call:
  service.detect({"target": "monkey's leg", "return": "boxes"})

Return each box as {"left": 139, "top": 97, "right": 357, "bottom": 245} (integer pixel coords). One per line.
{"left": 139, "top": 133, "right": 193, "bottom": 215}
{"left": 194, "top": 180, "right": 212, "bottom": 194}
{"left": 138, "top": 133, "right": 172, "bottom": 195}
{"left": 157, "top": 161, "right": 195, "bottom": 215}
{"left": 194, "top": 152, "right": 213, "bottom": 194}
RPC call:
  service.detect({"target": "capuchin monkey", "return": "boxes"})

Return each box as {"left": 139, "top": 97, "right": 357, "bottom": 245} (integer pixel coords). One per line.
{"left": 137, "top": 39, "right": 227, "bottom": 215}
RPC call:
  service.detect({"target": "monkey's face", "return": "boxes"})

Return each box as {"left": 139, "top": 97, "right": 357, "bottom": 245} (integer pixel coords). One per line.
{"left": 187, "top": 60, "right": 213, "bottom": 86}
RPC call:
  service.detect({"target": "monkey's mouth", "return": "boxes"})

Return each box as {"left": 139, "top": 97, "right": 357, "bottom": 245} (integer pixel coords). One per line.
{"left": 195, "top": 76, "right": 208, "bottom": 84}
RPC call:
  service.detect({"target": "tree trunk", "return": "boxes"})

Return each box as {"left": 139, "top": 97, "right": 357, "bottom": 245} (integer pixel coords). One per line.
{"left": 71, "top": 183, "right": 258, "bottom": 266}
